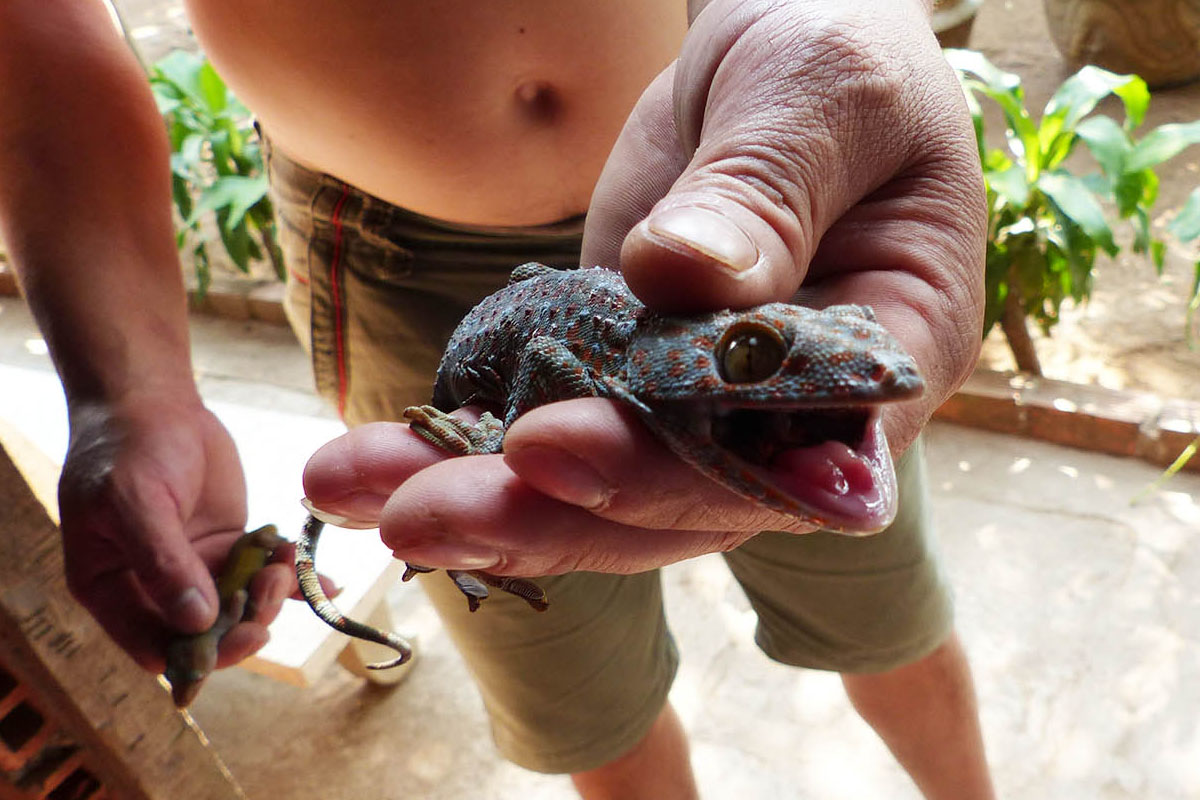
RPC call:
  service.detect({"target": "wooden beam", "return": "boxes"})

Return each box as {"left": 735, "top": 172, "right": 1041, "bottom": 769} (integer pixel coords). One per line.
{"left": 0, "top": 444, "right": 244, "bottom": 800}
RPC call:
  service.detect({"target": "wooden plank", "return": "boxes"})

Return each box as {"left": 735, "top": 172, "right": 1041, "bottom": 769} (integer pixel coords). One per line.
{"left": 0, "top": 444, "right": 244, "bottom": 800}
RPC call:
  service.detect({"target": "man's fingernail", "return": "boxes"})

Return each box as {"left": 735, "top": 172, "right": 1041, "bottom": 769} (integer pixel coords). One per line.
{"left": 648, "top": 206, "right": 759, "bottom": 273}
{"left": 301, "top": 495, "right": 383, "bottom": 529}
{"left": 172, "top": 587, "right": 213, "bottom": 629}
{"left": 399, "top": 544, "right": 501, "bottom": 571}
{"left": 504, "top": 446, "right": 613, "bottom": 509}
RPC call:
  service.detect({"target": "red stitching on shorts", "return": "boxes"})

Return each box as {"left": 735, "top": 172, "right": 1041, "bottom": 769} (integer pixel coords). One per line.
{"left": 329, "top": 185, "right": 351, "bottom": 418}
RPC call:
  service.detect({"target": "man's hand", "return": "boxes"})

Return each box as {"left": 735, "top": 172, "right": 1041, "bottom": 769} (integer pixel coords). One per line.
{"left": 304, "top": 0, "right": 985, "bottom": 577}
{"left": 586, "top": 0, "right": 985, "bottom": 448}
{"left": 59, "top": 393, "right": 295, "bottom": 671}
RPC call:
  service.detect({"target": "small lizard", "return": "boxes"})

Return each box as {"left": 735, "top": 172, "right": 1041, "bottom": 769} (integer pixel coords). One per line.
{"left": 297, "top": 263, "right": 924, "bottom": 667}
{"left": 164, "top": 524, "right": 286, "bottom": 706}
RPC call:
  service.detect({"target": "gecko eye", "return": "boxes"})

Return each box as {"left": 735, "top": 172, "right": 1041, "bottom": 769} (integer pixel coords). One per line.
{"left": 717, "top": 322, "right": 787, "bottom": 383}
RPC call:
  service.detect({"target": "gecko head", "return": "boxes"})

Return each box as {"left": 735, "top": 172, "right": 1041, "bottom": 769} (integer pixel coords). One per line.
{"left": 622, "top": 303, "right": 924, "bottom": 534}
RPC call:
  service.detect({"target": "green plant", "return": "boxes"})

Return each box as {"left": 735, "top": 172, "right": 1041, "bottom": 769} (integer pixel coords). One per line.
{"left": 946, "top": 49, "right": 1200, "bottom": 375}
{"left": 148, "top": 51, "right": 282, "bottom": 295}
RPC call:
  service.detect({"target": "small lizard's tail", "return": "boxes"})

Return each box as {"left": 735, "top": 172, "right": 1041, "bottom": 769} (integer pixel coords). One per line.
{"left": 295, "top": 514, "right": 413, "bottom": 669}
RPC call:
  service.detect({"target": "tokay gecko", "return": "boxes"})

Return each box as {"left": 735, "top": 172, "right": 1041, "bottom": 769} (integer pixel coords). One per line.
{"left": 295, "top": 263, "right": 925, "bottom": 668}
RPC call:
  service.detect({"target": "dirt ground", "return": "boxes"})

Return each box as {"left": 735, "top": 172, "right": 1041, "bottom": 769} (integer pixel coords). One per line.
{"left": 112, "top": 0, "right": 1200, "bottom": 402}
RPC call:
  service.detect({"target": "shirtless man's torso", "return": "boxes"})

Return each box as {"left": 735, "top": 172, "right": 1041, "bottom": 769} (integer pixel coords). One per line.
{"left": 184, "top": 0, "right": 688, "bottom": 226}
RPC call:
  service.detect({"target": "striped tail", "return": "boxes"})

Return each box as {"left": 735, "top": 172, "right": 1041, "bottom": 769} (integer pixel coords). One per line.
{"left": 295, "top": 514, "right": 413, "bottom": 669}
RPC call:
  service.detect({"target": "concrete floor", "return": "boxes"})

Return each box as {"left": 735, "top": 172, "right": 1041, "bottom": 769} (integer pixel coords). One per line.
{"left": 2, "top": 292, "right": 1199, "bottom": 800}
{"left": 1, "top": 0, "right": 1196, "bottom": 797}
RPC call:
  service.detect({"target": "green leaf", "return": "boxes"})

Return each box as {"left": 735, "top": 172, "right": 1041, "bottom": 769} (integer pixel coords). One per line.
{"left": 167, "top": 118, "right": 197, "bottom": 151}
{"left": 1113, "top": 75, "right": 1151, "bottom": 130}
{"left": 1075, "top": 115, "right": 1130, "bottom": 178}
{"left": 1127, "top": 121, "right": 1200, "bottom": 172}
{"left": 986, "top": 164, "right": 1031, "bottom": 208}
{"left": 1044, "top": 216, "right": 1096, "bottom": 299}
{"left": 216, "top": 117, "right": 245, "bottom": 161}
{"left": 1044, "top": 66, "right": 1148, "bottom": 130}
{"left": 1113, "top": 170, "right": 1148, "bottom": 218}
{"left": 1151, "top": 239, "right": 1166, "bottom": 271}
{"left": 1142, "top": 167, "right": 1160, "bottom": 208}
{"left": 947, "top": 50, "right": 1041, "bottom": 180}
{"left": 1038, "top": 171, "right": 1118, "bottom": 256}
{"left": 217, "top": 210, "right": 253, "bottom": 271}
{"left": 184, "top": 175, "right": 269, "bottom": 230}
{"left": 196, "top": 61, "right": 228, "bottom": 114}
{"left": 152, "top": 51, "right": 208, "bottom": 108}
{"left": 221, "top": 176, "right": 269, "bottom": 230}
{"left": 945, "top": 49, "right": 1023, "bottom": 95}
{"left": 177, "top": 133, "right": 205, "bottom": 172}
{"left": 209, "top": 130, "right": 234, "bottom": 176}
{"left": 1080, "top": 172, "right": 1112, "bottom": 197}
{"left": 982, "top": 148, "right": 1013, "bottom": 173}
{"left": 150, "top": 84, "right": 182, "bottom": 116}
{"left": 1131, "top": 207, "right": 1153, "bottom": 259}
{"left": 170, "top": 173, "right": 194, "bottom": 223}
{"left": 1039, "top": 123, "right": 1078, "bottom": 171}
{"left": 1038, "top": 67, "right": 1148, "bottom": 167}
{"left": 1167, "top": 186, "right": 1200, "bottom": 242}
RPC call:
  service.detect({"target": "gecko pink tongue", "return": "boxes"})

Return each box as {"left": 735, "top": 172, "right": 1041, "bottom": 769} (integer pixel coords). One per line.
{"left": 770, "top": 441, "right": 893, "bottom": 532}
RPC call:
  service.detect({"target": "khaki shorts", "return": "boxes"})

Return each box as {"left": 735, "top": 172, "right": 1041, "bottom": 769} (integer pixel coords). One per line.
{"left": 266, "top": 137, "right": 955, "bottom": 774}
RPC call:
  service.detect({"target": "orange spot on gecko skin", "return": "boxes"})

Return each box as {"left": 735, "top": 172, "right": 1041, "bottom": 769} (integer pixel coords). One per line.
{"left": 694, "top": 355, "right": 711, "bottom": 369}
{"left": 691, "top": 336, "right": 714, "bottom": 348}
{"left": 669, "top": 364, "right": 687, "bottom": 377}
{"left": 696, "top": 375, "right": 721, "bottom": 390}
{"left": 667, "top": 349, "right": 683, "bottom": 361}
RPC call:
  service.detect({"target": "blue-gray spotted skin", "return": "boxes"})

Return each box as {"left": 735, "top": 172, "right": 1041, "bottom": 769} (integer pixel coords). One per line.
{"left": 433, "top": 265, "right": 645, "bottom": 419}
{"left": 431, "top": 264, "right": 925, "bottom": 534}
{"left": 624, "top": 304, "right": 924, "bottom": 405}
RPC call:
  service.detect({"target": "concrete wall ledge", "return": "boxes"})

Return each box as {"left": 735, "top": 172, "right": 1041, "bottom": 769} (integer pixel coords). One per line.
{"left": 934, "top": 369, "right": 1200, "bottom": 474}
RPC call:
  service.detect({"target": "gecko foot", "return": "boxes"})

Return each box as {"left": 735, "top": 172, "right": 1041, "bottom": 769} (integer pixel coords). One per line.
{"left": 403, "top": 563, "right": 549, "bottom": 613}
{"left": 403, "top": 405, "right": 505, "bottom": 455}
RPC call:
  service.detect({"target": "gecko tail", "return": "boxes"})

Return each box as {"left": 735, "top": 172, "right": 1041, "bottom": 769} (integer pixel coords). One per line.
{"left": 295, "top": 513, "right": 414, "bottom": 669}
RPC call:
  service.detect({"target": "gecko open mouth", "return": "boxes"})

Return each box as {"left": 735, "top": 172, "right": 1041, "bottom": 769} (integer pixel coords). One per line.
{"left": 708, "top": 403, "right": 896, "bottom": 534}
{"left": 711, "top": 405, "right": 873, "bottom": 459}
